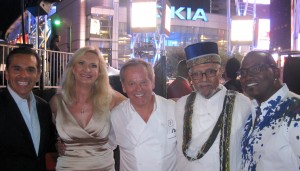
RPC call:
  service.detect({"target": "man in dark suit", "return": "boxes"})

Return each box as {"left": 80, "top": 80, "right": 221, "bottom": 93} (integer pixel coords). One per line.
{"left": 0, "top": 47, "right": 56, "bottom": 171}
{"left": 223, "top": 57, "right": 243, "bottom": 93}
{"left": 49, "top": 34, "right": 61, "bottom": 86}
{"left": 167, "top": 60, "right": 193, "bottom": 99}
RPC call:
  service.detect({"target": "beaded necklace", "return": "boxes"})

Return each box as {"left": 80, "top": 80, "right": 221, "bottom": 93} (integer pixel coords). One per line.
{"left": 182, "top": 90, "right": 237, "bottom": 171}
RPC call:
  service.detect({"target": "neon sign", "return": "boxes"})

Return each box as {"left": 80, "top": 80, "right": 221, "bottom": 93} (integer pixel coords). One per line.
{"left": 171, "top": 6, "right": 208, "bottom": 21}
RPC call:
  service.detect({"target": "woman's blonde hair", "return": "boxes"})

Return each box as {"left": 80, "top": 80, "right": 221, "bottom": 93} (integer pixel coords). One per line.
{"left": 59, "top": 46, "right": 113, "bottom": 113}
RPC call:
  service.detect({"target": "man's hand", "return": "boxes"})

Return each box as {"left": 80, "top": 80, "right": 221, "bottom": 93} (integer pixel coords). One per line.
{"left": 56, "top": 137, "right": 66, "bottom": 156}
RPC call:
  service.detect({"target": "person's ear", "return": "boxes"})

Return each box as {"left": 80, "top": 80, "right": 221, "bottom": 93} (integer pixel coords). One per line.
{"left": 219, "top": 67, "right": 224, "bottom": 75}
{"left": 36, "top": 70, "right": 42, "bottom": 83}
{"left": 121, "top": 83, "right": 126, "bottom": 93}
{"left": 218, "top": 67, "right": 224, "bottom": 79}
{"left": 151, "top": 79, "right": 155, "bottom": 90}
{"left": 272, "top": 66, "right": 280, "bottom": 80}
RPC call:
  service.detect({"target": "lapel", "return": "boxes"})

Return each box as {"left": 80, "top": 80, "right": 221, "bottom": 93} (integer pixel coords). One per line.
{"left": 34, "top": 95, "right": 54, "bottom": 157}
{"left": 126, "top": 96, "right": 164, "bottom": 144}
{"left": 126, "top": 110, "right": 147, "bottom": 143}
{"left": 36, "top": 97, "right": 44, "bottom": 157}
{"left": 3, "top": 89, "right": 38, "bottom": 156}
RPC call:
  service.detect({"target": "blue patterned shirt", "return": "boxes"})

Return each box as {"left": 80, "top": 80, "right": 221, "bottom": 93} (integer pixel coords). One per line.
{"left": 241, "top": 84, "right": 300, "bottom": 171}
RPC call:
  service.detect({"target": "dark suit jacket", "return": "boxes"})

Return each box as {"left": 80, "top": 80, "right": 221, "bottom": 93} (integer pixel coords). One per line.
{"left": 224, "top": 79, "right": 243, "bottom": 93}
{"left": 167, "top": 77, "right": 193, "bottom": 99}
{"left": 0, "top": 88, "right": 56, "bottom": 171}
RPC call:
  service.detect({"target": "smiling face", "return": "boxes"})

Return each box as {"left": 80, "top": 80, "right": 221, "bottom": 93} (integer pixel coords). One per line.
{"left": 189, "top": 63, "right": 222, "bottom": 98}
{"left": 121, "top": 64, "right": 155, "bottom": 108}
{"left": 5, "top": 54, "right": 41, "bottom": 99}
{"left": 72, "top": 52, "right": 100, "bottom": 86}
{"left": 240, "top": 52, "right": 280, "bottom": 103}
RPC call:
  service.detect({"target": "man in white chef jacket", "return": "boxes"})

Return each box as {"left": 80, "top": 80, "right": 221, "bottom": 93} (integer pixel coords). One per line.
{"left": 109, "top": 59, "right": 176, "bottom": 171}
{"left": 175, "top": 42, "right": 251, "bottom": 171}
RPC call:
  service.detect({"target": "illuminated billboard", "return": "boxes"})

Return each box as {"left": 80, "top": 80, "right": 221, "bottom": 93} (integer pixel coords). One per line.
{"left": 256, "top": 19, "right": 270, "bottom": 50}
{"left": 131, "top": 0, "right": 157, "bottom": 33}
{"left": 90, "top": 18, "right": 100, "bottom": 35}
{"left": 231, "top": 16, "right": 254, "bottom": 45}
{"left": 162, "top": 0, "right": 171, "bottom": 36}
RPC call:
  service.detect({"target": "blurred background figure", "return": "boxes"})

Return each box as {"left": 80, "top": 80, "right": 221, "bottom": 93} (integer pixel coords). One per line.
{"left": 50, "top": 35, "right": 61, "bottom": 52}
{"left": 49, "top": 35, "right": 61, "bottom": 86}
{"left": 107, "top": 64, "right": 127, "bottom": 98}
{"left": 223, "top": 57, "right": 243, "bottom": 93}
{"left": 167, "top": 60, "right": 193, "bottom": 99}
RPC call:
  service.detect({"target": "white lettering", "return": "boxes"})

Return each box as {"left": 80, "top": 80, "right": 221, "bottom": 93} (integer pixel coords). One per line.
{"left": 192, "top": 8, "right": 207, "bottom": 21}
{"left": 171, "top": 6, "right": 185, "bottom": 19}
{"left": 187, "top": 7, "right": 192, "bottom": 20}
{"left": 170, "top": 6, "right": 208, "bottom": 21}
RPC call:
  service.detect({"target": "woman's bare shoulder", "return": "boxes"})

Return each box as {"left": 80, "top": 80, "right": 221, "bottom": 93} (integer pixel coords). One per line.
{"left": 109, "top": 90, "right": 126, "bottom": 111}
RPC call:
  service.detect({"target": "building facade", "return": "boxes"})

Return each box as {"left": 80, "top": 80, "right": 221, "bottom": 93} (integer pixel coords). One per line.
{"left": 54, "top": 0, "right": 228, "bottom": 68}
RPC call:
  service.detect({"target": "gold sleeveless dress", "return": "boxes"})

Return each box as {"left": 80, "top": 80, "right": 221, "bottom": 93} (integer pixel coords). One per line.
{"left": 53, "top": 95, "right": 115, "bottom": 171}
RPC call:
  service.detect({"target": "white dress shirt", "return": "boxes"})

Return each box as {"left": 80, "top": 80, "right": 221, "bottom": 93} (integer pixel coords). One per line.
{"left": 175, "top": 85, "right": 251, "bottom": 171}
{"left": 242, "top": 84, "right": 300, "bottom": 171}
{"left": 8, "top": 85, "right": 40, "bottom": 155}
{"left": 109, "top": 94, "right": 177, "bottom": 171}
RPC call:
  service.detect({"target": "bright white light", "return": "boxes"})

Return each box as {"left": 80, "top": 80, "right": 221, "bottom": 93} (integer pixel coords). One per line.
{"left": 231, "top": 18, "right": 253, "bottom": 43}
{"left": 164, "top": 3, "right": 171, "bottom": 35}
{"left": 90, "top": 18, "right": 100, "bottom": 35}
{"left": 272, "top": 53, "right": 284, "bottom": 67}
{"left": 256, "top": 19, "right": 270, "bottom": 50}
{"left": 272, "top": 53, "right": 279, "bottom": 62}
{"left": 131, "top": 1, "right": 156, "bottom": 31}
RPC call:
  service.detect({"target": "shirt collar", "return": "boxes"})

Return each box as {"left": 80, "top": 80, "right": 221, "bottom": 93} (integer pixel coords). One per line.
{"left": 196, "top": 84, "right": 225, "bottom": 100}
{"left": 7, "top": 84, "right": 35, "bottom": 104}
{"left": 251, "top": 83, "right": 288, "bottom": 110}
{"left": 129, "top": 92, "right": 157, "bottom": 114}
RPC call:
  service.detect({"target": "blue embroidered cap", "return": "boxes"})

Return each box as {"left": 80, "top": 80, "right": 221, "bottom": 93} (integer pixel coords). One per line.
{"left": 185, "top": 42, "right": 221, "bottom": 68}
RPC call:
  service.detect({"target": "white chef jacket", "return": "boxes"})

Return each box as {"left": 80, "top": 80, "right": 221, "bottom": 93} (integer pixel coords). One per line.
{"left": 109, "top": 94, "right": 177, "bottom": 171}
{"left": 175, "top": 84, "right": 251, "bottom": 171}
{"left": 241, "top": 84, "right": 300, "bottom": 171}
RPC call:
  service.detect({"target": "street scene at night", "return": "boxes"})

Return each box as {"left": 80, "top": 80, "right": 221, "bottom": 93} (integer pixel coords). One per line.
{"left": 0, "top": 0, "right": 300, "bottom": 171}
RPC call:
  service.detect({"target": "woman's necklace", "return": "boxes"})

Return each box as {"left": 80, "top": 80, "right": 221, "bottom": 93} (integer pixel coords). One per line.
{"left": 80, "top": 104, "right": 86, "bottom": 115}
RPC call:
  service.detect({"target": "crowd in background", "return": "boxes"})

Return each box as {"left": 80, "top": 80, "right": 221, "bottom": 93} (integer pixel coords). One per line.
{"left": 0, "top": 41, "right": 300, "bottom": 171}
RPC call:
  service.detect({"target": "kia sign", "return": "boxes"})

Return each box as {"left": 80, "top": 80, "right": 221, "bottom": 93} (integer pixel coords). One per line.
{"left": 171, "top": 6, "right": 208, "bottom": 21}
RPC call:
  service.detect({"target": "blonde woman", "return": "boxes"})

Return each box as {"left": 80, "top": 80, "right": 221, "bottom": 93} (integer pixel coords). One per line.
{"left": 50, "top": 46, "right": 125, "bottom": 170}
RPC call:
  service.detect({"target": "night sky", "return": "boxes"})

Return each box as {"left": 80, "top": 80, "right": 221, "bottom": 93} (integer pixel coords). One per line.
{"left": 119, "top": 0, "right": 211, "bottom": 12}
{"left": 169, "top": 0, "right": 210, "bottom": 12}
{"left": 0, "top": 0, "right": 21, "bottom": 39}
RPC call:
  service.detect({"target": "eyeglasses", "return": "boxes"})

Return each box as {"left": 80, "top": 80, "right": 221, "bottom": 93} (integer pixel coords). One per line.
{"left": 237, "top": 64, "right": 271, "bottom": 77}
{"left": 189, "top": 69, "right": 218, "bottom": 80}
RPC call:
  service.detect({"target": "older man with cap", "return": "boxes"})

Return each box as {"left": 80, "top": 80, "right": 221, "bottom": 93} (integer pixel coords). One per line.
{"left": 175, "top": 42, "right": 251, "bottom": 171}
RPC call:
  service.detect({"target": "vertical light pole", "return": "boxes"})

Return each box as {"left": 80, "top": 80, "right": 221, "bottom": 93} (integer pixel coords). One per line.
{"left": 21, "top": 0, "right": 26, "bottom": 44}
{"left": 68, "top": 24, "right": 72, "bottom": 52}
{"left": 227, "top": 0, "right": 231, "bottom": 55}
